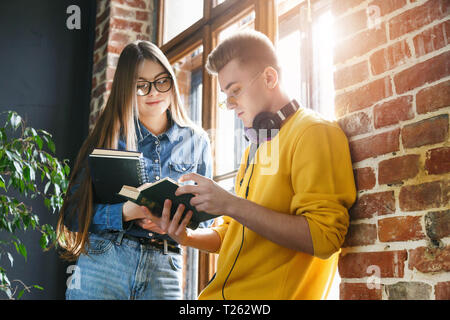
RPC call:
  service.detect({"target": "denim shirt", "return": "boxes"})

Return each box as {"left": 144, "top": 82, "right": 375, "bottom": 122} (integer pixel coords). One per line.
{"left": 84, "top": 116, "right": 213, "bottom": 242}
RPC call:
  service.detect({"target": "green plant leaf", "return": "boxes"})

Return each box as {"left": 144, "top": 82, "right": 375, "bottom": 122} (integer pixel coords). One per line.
{"left": 39, "top": 234, "right": 48, "bottom": 249}
{"left": 35, "top": 135, "right": 43, "bottom": 150}
{"left": 47, "top": 139, "right": 56, "bottom": 153}
{"left": 17, "top": 289, "right": 25, "bottom": 299}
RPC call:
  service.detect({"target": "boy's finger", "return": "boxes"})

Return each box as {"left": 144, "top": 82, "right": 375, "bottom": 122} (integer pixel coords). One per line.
{"left": 160, "top": 199, "right": 172, "bottom": 230}
{"left": 176, "top": 210, "right": 192, "bottom": 236}
{"left": 168, "top": 204, "right": 185, "bottom": 233}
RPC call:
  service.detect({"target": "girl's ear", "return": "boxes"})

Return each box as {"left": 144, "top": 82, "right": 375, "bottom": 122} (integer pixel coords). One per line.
{"left": 263, "top": 66, "right": 279, "bottom": 90}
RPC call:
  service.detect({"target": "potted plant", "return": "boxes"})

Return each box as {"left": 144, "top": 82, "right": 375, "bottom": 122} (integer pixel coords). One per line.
{"left": 0, "top": 111, "right": 70, "bottom": 299}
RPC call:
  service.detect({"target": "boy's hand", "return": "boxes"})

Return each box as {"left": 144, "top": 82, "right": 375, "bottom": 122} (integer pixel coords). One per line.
{"left": 175, "top": 173, "right": 235, "bottom": 216}
{"left": 141, "top": 199, "right": 193, "bottom": 245}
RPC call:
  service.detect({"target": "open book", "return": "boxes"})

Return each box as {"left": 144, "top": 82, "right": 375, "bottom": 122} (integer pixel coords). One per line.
{"left": 118, "top": 177, "right": 217, "bottom": 230}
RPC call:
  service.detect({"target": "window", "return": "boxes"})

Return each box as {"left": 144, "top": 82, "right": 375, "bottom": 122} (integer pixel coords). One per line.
{"left": 157, "top": 0, "right": 339, "bottom": 298}
{"left": 214, "top": 11, "right": 255, "bottom": 192}
{"left": 162, "top": 0, "right": 204, "bottom": 44}
{"left": 171, "top": 44, "right": 204, "bottom": 299}
{"left": 276, "top": 0, "right": 336, "bottom": 119}
{"left": 172, "top": 45, "right": 204, "bottom": 126}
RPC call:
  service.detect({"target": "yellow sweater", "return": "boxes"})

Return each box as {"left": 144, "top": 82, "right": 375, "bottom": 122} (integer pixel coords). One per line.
{"left": 198, "top": 107, "right": 356, "bottom": 300}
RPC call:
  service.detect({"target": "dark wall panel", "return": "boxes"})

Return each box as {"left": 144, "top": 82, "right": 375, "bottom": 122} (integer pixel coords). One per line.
{"left": 0, "top": 0, "right": 96, "bottom": 299}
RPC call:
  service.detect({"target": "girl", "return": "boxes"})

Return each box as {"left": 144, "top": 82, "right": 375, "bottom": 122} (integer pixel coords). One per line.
{"left": 57, "top": 40, "right": 212, "bottom": 300}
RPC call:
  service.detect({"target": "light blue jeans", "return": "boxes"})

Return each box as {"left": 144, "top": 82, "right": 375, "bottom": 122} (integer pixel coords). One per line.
{"left": 65, "top": 232, "right": 183, "bottom": 300}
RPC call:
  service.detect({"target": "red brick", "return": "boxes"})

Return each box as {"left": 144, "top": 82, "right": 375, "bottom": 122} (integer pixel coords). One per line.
{"left": 435, "top": 281, "right": 450, "bottom": 300}
{"left": 393, "top": 50, "right": 450, "bottom": 94}
{"left": 111, "top": 6, "right": 136, "bottom": 19}
{"left": 96, "top": 5, "right": 110, "bottom": 26}
{"left": 339, "top": 250, "right": 407, "bottom": 278}
{"left": 370, "top": 40, "right": 412, "bottom": 75}
{"left": 92, "top": 82, "right": 107, "bottom": 99}
{"left": 416, "top": 80, "right": 450, "bottom": 114}
{"left": 425, "top": 147, "right": 450, "bottom": 175}
{"left": 340, "top": 282, "right": 382, "bottom": 300}
{"left": 378, "top": 216, "right": 425, "bottom": 242}
{"left": 136, "top": 10, "right": 149, "bottom": 21}
{"left": 349, "top": 129, "right": 400, "bottom": 162}
{"left": 373, "top": 95, "right": 414, "bottom": 128}
{"left": 334, "top": 23, "right": 387, "bottom": 64}
{"left": 349, "top": 191, "right": 395, "bottom": 220}
{"left": 354, "top": 167, "right": 376, "bottom": 191}
{"left": 110, "top": 17, "right": 143, "bottom": 33}
{"left": 334, "top": 61, "right": 370, "bottom": 90}
{"left": 401, "top": 114, "right": 448, "bottom": 149}
{"left": 378, "top": 154, "right": 420, "bottom": 185}
{"left": 94, "top": 32, "right": 109, "bottom": 51}
{"left": 388, "top": 0, "right": 449, "bottom": 40}
{"left": 343, "top": 223, "right": 377, "bottom": 247}
{"left": 413, "top": 21, "right": 448, "bottom": 57}
{"left": 368, "top": 0, "right": 407, "bottom": 17}
{"left": 335, "top": 77, "right": 392, "bottom": 114}
{"left": 425, "top": 210, "right": 450, "bottom": 240}
{"left": 107, "top": 44, "right": 124, "bottom": 55}
{"left": 408, "top": 246, "right": 450, "bottom": 273}
{"left": 110, "top": 30, "right": 131, "bottom": 44}
{"left": 338, "top": 112, "right": 372, "bottom": 138}
{"left": 113, "top": 0, "right": 147, "bottom": 9}
{"left": 399, "top": 181, "right": 443, "bottom": 211}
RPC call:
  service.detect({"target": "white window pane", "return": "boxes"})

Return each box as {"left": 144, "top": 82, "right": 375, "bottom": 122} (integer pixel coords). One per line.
{"left": 311, "top": 9, "right": 336, "bottom": 120}
{"left": 164, "top": 0, "right": 203, "bottom": 44}
{"left": 214, "top": 12, "right": 254, "bottom": 176}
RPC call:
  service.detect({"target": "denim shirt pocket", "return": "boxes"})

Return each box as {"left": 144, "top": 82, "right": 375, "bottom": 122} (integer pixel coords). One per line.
{"left": 168, "top": 162, "right": 197, "bottom": 181}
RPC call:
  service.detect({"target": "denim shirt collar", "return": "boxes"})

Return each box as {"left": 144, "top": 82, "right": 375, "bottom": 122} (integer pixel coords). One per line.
{"left": 136, "top": 111, "right": 182, "bottom": 144}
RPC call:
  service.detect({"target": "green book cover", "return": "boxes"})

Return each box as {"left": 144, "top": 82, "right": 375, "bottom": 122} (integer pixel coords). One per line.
{"left": 118, "top": 177, "right": 217, "bottom": 230}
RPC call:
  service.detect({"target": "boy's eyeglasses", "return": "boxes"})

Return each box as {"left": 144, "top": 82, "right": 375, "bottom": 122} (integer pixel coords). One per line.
{"left": 218, "top": 71, "right": 262, "bottom": 109}
{"left": 136, "top": 77, "right": 173, "bottom": 96}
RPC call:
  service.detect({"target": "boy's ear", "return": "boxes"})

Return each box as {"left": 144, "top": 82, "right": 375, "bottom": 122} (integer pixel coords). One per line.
{"left": 263, "top": 66, "right": 279, "bottom": 89}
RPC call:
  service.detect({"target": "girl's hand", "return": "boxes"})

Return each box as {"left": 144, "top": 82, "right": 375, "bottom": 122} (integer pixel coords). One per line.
{"left": 135, "top": 218, "right": 167, "bottom": 234}
{"left": 122, "top": 201, "right": 149, "bottom": 222}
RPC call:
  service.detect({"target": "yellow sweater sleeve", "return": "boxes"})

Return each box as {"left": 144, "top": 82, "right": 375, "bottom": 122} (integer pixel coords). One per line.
{"left": 211, "top": 215, "right": 232, "bottom": 253}
{"left": 290, "top": 124, "right": 356, "bottom": 259}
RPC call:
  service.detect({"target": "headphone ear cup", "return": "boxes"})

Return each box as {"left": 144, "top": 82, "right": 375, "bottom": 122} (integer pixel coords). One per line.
{"left": 252, "top": 112, "right": 282, "bottom": 142}
{"left": 253, "top": 112, "right": 282, "bottom": 131}
{"left": 252, "top": 112, "right": 281, "bottom": 131}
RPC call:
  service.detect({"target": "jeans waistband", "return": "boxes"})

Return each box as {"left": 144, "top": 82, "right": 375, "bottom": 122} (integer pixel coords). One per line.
{"left": 97, "top": 232, "right": 181, "bottom": 255}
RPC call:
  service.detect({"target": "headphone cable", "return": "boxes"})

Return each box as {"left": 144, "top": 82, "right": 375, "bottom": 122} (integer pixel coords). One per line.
{"left": 221, "top": 161, "right": 255, "bottom": 300}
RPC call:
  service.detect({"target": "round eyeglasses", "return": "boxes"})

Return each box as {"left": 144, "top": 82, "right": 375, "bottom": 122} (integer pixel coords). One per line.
{"left": 136, "top": 76, "right": 173, "bottom": 96}
{"left": 217, "top": 71, "right": 262, "bottom": 109}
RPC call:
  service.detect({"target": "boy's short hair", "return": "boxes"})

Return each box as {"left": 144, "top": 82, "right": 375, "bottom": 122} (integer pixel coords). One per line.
{"left": 205, "top": 30, "right": 281, "bottom": 77}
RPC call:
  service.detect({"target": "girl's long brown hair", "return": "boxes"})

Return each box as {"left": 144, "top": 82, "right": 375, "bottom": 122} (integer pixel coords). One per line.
{"left": 56, "top": 40, "right": 198, "bottom": 261}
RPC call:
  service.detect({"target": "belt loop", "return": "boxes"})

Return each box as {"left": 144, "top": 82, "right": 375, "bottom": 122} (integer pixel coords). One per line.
{"left": 115, "top": 231, "right": 125, "bottom": 246}
{"left": 163, "top": 239, "right": 168, "bottom": 255}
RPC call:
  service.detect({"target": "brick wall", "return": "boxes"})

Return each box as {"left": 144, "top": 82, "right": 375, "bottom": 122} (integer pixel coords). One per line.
{"left": 333, "top": 0, "right": 449, "bottom": 300}
{"left": 90, "top": 0, "right": 155, "bottom": 130}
